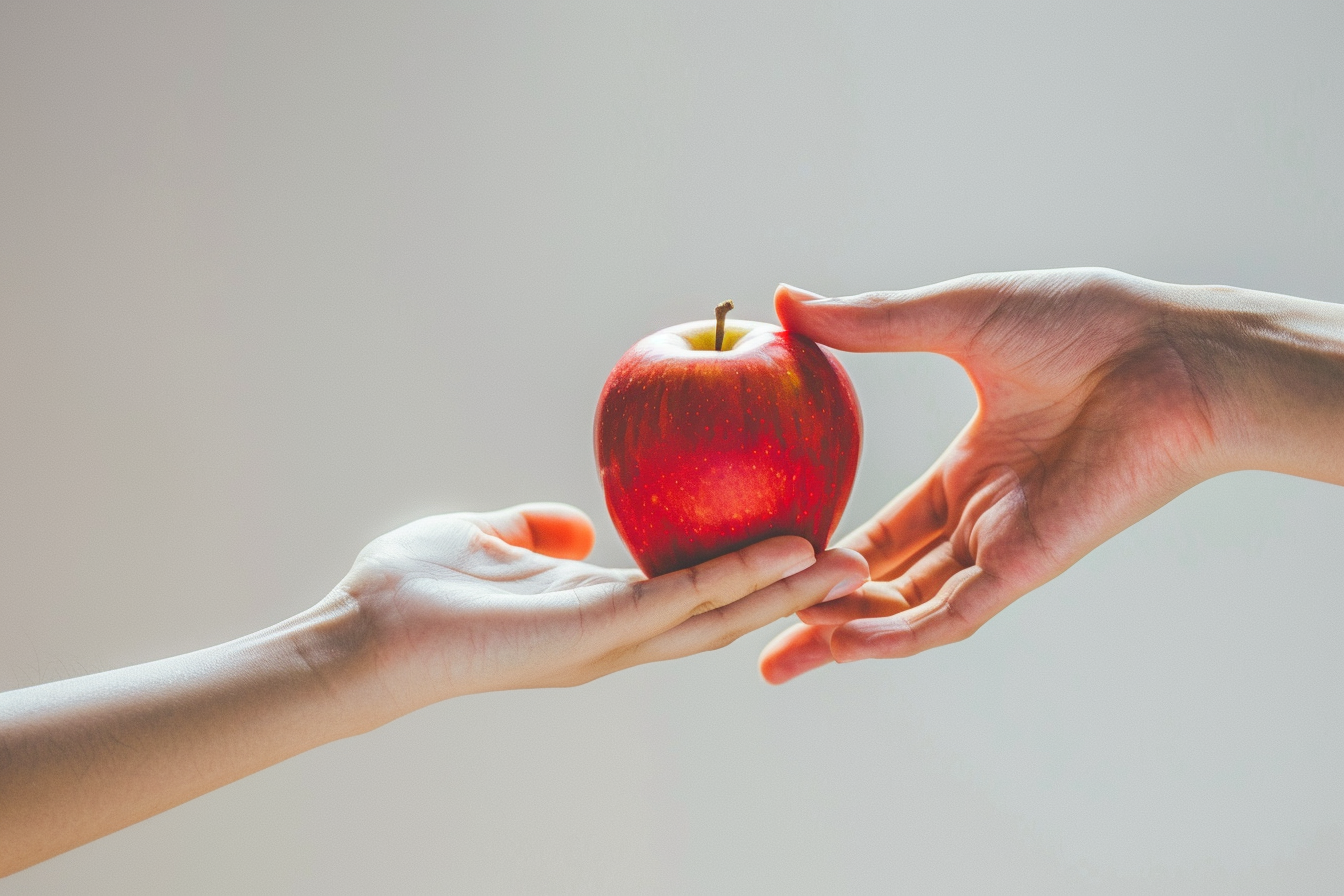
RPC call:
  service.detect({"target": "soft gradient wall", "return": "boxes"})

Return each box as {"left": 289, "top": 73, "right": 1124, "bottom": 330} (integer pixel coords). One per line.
{"left": 2, "top": 2, "right": 1342, "bottom": 893}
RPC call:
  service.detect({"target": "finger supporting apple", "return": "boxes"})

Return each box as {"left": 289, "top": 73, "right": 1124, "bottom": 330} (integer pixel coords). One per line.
{"left": 634, "top": 547, "right": 868, "bottom": 664}
{"left": 617, "top": 535, "right": 818, "bottom": 641}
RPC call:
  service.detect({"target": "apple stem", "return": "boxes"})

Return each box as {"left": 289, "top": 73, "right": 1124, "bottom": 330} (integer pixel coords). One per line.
{"left": 714, "top": 301, "right": 734, "bottom": 351}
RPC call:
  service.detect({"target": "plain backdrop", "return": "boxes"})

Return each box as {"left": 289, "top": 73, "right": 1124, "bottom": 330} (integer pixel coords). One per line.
{"left": 2, "top": 2, "right": 1343, "bottom": 893}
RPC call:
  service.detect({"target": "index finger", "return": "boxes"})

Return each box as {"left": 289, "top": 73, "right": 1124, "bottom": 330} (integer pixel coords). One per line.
{"left": 774, "top": 277, "right": 1008, "bottom": 357}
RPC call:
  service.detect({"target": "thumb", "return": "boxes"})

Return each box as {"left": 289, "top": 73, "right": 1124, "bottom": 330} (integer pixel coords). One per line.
{"left": 774, "top": 277, "right": 1004, "bottom": 356}
{"left": 464, "top": 503, "right": 596, "bottom": 560}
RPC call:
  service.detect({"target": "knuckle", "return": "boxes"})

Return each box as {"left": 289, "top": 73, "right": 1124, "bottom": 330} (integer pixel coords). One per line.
{"left": 732, "top": 546, "right": 760, "bottom": 583}
{"left": 967, "top": 272, "right": 1018, "bottom": 295}
{"left": 896, "top": 573, "right": 925, "bottom": 607}
{"left": 706, "top": 626, "right": 742, "bottom": 652}
{"left": 940, "top": 586, "right": 990, "bottom": 642}
{"left": 869, "top": 518, "right": 900, "bottom": 555}
{"left": 946, "top": 607, "right": 978, "bottom": 642}
{"left": 677, "top": 564, "right": 709, "bottom": 607}
{"left": 855, "top": 290, "right": 899, "bottom": 307}
{"left": 693, "top": 605, "right": 744, "bottom": 652}
{"left": 465, "top": 525, "right": 513, "bottom": 561}
{"left": 1078, "top": 266, "right": 1129, "bottom": 287}
{"left": 627, "top": 579, "right": 649, "bottom": 609}
{"left": 714, "top": 549, "right": 760, "bottom": 603}
{"left": 683, "top": 562, "right": 703, "bottom": 597}
{"left": 687, "top": 599, "right": 719, "bottom": 617}
{"left": 770, "top": 573, "right": 812, "bottom": 609}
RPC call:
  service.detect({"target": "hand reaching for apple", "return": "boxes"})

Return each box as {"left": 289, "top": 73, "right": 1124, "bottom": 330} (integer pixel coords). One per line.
{"left": 0, "top": 503, "right": 866, "bottom": 875}
{"left": 760, "top": 268, "right": 1344, "bottom": 683}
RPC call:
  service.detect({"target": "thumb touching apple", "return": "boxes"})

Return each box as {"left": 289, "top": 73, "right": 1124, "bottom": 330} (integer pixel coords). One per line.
{"left": 773, "top": 277, "right": 1008, "bottom": 358}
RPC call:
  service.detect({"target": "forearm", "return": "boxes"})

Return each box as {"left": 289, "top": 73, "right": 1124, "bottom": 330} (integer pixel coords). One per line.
{"left": 0, "top": 594, "right": 381, "bottom": 876}
{"left": 1181, "top": 286, "right": 1344, "bottom": 486}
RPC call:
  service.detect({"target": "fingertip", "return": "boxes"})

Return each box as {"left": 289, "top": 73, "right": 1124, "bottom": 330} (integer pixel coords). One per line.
{"left": 777, "top": 281, "right": 979, "bottom": 354}
{"left": 507, "top": 501, "right": 591, "bottom": 523}
{"left": 825, "top": 547, "right": 870, "bottom": 579}
{"left": 560, "top": 522, "right": 597, "bottom": 560}
{"left": 513, "top": 502, "right": 596, "bottom": 560}
{"left": 775, "top": 283, "right": 827, "bottom": 303}
{"left": 751, "top": 534, "right": 818, "bottom": 579}
{"left": 758, "top": 623, "right": 836, "bottom": 684}
{"left": 774, "top": 284, "right": 832, "bottom": 333}
{"left": 800, "top": 547, "right": 868, "bottom": 602}
{"left": 758, "top": 646, "right": 791, "bottom": 685}
{"left": 774, "top": 283, "right": 895, "bottom": 353}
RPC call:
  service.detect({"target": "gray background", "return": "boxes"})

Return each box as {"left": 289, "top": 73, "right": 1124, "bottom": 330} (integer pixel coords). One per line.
{"left": 2, "top": 1, "right": 1342, "bottom": 893}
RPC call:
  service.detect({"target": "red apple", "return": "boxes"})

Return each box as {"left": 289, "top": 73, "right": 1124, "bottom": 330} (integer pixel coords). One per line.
{"left": 595, "top": 304, "right": 862, "bottom": 577}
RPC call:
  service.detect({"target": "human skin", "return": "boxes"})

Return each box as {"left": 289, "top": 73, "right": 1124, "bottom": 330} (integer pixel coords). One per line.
{"left": 0, "top": 504, "right": 867, "bottom": 875}
{"left": 759, "top": 269, "right": 1344, "bottom": 683}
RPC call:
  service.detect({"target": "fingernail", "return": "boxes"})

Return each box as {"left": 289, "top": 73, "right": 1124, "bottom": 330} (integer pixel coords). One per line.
{"left": 778, "top": 283, "right": 828, "bottom": 302}
{"left": 781, "top": 554, "right": 817, "bottom": 579}
{"left": 825, "top": 574, "right": 865, "bottom": 602}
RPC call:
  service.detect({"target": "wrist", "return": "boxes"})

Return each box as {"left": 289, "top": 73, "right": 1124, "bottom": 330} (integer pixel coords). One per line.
{"left": 1172, "top": 285, "right": 1344, "bottom": 484}
{"left": 269, "top": 591, "right": 404, "bottom": 739}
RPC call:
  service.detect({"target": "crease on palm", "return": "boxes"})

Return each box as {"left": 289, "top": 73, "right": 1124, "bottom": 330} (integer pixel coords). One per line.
{"left": 817, "top": 342, "right": 1203, "bottom": 627}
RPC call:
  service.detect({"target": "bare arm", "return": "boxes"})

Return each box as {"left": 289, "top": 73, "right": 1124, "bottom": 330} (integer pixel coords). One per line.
{"left": 1, "top": 504, "right": 866, "bottom": 874}
{"left": 0, "top": 603, "right": 373, "bottom": 874}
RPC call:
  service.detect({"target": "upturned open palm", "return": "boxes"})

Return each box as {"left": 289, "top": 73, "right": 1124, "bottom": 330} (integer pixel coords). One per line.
{"left": 761, "top": 269, "right": 1235, "bottom": 682}
{"left": 324, "top": 503, "right": 865, "bottom": 708}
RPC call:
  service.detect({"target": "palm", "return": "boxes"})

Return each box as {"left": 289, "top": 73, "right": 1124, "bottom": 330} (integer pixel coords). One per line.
{"left": 937, "top": 318, "right": 1215, "bottom": 592}
{"left": 337, "top": 510, "right": 641, "bottom": 705}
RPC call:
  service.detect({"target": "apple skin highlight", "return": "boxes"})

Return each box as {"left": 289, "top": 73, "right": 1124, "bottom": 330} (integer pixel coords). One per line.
{"left": 595, "top": 318, "right": 863, "bottom": 578}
